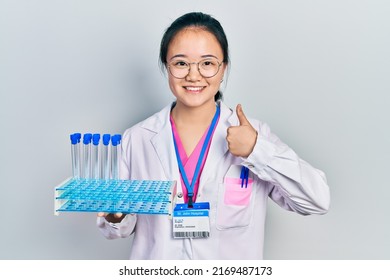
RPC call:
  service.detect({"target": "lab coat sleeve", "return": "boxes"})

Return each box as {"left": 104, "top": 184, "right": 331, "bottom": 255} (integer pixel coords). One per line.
{"left": 243, "top": 122, "right": 330, "bottom": 215}
{"left": 96, "top": 128, "right": 137, "bottom": 239}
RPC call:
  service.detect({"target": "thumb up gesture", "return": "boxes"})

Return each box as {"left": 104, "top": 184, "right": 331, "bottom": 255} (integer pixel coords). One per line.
{"left": 226, "top": 104, "right": 258, "bottom": 157}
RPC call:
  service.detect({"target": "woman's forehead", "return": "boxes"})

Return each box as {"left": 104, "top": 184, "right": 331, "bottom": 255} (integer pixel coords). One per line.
{"left": 167, "top": 28, "right": 223, "bottom": 59}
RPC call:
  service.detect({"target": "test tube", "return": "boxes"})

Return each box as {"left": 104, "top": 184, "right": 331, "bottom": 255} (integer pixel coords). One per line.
{"left": 116, "top": 134, "right": 122, "bottom": 178}
{"left": 70, "top": 133, "right": 81, "bottom": 179}
{"left": 82, "top": 133, "right": 92, "bottom": 179}
{"left": 110, "top": 135, "right": 120, "bottom": 180}
{"left": 116, "top": 134, "right": 122, "bottom": 176}
{"left": 92, "top": 133, "right": 100, "bottom": 180}
{"left": 101, "top": 134, "right": 111, "bottom": 180}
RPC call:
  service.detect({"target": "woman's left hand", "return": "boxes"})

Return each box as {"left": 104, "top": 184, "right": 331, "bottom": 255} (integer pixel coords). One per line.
{"left": 226, "top": 104, "right": 258, "bottom": 157}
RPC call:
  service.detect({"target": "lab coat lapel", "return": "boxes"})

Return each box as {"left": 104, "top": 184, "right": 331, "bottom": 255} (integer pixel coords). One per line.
{"left": 199, "top": 102, "right": 235, "bottom": 185}
{"left": 145, "top": 104, "right": 180, "bottom": 181}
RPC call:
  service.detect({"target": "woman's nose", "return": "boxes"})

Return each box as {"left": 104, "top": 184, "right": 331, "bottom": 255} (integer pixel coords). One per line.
{"left": 185, "top": 62, "right": 202, "bottom": 81}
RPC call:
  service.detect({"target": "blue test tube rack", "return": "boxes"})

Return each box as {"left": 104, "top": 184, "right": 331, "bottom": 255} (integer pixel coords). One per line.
{"left": 56, "top": 133, "right": 177, "bottom": 217}
{"left": 54, "top": 177, "right": 177, "bottom": 217}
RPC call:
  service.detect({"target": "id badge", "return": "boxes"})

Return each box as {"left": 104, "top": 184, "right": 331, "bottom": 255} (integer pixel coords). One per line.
{"left": 172, "top": 202, "right": 210, "bottom": 238}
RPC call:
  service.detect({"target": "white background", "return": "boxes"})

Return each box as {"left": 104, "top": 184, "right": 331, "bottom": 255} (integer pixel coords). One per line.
{"left": 1, "top": 0, "right": 389, "bottom": 259}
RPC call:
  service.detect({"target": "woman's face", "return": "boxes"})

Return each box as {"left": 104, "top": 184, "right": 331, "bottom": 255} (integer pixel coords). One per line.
{"left": 166, "top": 27, "right": 226, "bottom": 110}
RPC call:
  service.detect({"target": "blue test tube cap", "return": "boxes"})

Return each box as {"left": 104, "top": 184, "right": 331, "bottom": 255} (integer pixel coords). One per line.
{"left": 92, "top": 133, "right": 100, "bottom": 145}
{"left": 103, "top": 134, "right": 111, "bottom": 146}
{"left": 74, "top": 133, "right": 81, "bottom": 143}
{"left": 115, "top": 134, "right": 122, "bottom": 144}
{"left": 83, "top": 133, "right": 92, "bottom": 145}
{"left": 70, "top": 133, "right": 82, "bottom": 144}
{"left": 70, "top": 133, "right": 78, "bottom": 145}
{"left": 111, "top": 135, "right": 120, "bottom": 146}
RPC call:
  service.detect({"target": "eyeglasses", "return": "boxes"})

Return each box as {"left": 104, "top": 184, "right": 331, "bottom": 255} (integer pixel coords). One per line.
{"left": 167, "top": 57, "right": 223, "bottom": 79}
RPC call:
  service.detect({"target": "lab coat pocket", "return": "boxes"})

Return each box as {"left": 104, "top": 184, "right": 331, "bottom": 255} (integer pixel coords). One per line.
{"left": 216, "top": 166, "right": 255, "bottom": 230}
{"left": 224, "top": 177, "right": 253, "bottom": 206}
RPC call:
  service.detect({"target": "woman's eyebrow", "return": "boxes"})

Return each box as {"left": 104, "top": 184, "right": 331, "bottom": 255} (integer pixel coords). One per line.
{"left": 169, "top": 54, "right": 187, "bottom": 60}
{"left": 169, "top": 54, "right": 219, "bottom": 61}
{"left": 201, "top": 54, "right": 218, "bottom": 59}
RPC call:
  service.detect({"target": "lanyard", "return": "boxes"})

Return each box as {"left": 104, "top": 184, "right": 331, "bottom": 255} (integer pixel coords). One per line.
{"left": 172, "top": 105, "right": 220, "bottom": 208}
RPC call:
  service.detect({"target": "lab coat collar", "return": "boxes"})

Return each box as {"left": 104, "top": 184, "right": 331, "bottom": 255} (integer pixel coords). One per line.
{"left": 140, "top": 101, "right": 236, "bottom": 135}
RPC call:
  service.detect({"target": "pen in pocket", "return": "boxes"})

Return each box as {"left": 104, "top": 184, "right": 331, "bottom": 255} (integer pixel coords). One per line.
{"left": 240, "top": 166, "right": 249, "bottom": 188}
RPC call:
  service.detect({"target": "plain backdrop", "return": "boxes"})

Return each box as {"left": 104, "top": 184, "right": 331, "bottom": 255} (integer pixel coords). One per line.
{"left": 1, "top": 0, "right": 389, "bottom": 259}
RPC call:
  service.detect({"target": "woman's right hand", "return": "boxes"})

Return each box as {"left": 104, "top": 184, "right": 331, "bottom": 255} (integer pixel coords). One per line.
{"left": 97, "top": 212, "right": 126, "bottom": 223}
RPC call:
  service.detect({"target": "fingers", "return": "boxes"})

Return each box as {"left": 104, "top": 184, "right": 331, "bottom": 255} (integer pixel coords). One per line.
{"left": 114, "top": 213, "right": 123, "bottom": 218}
{"left": 97, "top": 212, "right": 123, "bottom": 218}
{"left": 236, "top": 104, "right": 250, "bottom": 126}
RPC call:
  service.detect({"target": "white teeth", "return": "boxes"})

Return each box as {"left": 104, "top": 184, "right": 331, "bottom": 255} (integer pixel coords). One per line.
{"left": 185, "top": 87, "right": 203, "bottom": 91}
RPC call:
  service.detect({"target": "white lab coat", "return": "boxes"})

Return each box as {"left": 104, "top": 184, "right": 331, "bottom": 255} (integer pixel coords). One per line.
{"left": 97, "top": 101, "right": 330, "bottom": 259}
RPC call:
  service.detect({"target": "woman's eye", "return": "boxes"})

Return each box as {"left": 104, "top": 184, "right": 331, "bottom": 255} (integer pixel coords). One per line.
{"left": 202, "top": 60, "right": 216, "bottom": 67}
{"left": 173, "top": 61, "right": 188, "bottom": 67}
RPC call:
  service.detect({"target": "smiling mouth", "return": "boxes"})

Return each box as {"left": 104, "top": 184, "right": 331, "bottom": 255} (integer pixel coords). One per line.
{"left": 184, "top": 86, "right": 205, "bottom": 92}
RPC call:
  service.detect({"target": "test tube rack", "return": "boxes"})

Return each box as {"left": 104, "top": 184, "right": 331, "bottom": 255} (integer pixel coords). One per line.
{"left": 54, "top": 177, "right": 177, "bottom": 217}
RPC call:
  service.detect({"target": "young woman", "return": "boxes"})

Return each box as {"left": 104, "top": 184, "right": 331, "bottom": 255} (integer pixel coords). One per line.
{"left": 97, "top": 12, "right": 330, "bottom": 259}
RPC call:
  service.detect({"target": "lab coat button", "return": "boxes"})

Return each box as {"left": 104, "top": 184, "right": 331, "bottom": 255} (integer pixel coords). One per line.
{"left": 177, "top": 192, "right": 183, "bottom": 198}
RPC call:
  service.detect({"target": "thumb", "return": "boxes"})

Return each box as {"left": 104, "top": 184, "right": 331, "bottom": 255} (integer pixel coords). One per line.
{"left": 236, "top": 104, "right": 250, "bottom": 126}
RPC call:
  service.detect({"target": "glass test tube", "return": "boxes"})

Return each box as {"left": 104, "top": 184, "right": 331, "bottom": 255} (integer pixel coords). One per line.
{"left": 117, "top": 134, "right": 122, "bottom": 179}
{"left": 101, "top": 134, "right": 111, "bottom": 180}
{"left": 92, "top": 134, "right": 100, "bottom": 180}
{"left": 117, "top": 134, "right": 122, "bottom": 178}
{"left": 82, "top": 133, "right": 92, "bottom": 179}
{"left": 110, "top": 135, "right": 121, "bottom": 180}
{"left": 70, "top": 133, "right": 81, "bottom": 179}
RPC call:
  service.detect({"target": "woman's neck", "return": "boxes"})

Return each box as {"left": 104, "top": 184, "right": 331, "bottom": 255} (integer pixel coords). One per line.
{"left": 171, "top": 101, "right": 217, "bottom": 127}
{"left": 171, "top": 101, "right": 218, "bottom": 156}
